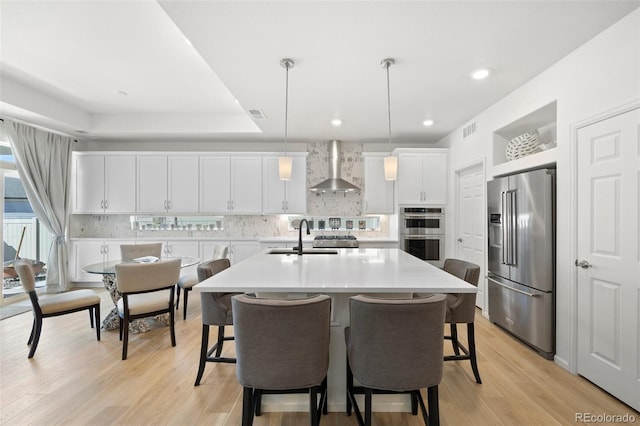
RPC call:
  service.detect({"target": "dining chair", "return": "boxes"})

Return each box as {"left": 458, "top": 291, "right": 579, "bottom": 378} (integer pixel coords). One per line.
{"left": 14, "top": 260, "right": 101, "bottom": 359}
{"left": 232, "top": 294, "right": 331, "bottom": 426}
{"left": 441, "top": 258, "right": 482, "bottom": 384}
{"left": 345, "top": 294, "right": 446, "bottom": 426}
{"left": 194, "top": 257, "right": 238, "bottom": 386}
{"left": 114, "top": 258, "right": 181, "bottom": 360}
{"left": 119, "top": 243, "right": 163, "bottom": 261}
{"left": 177, "top": 244, "right": 229, "bottom": 320}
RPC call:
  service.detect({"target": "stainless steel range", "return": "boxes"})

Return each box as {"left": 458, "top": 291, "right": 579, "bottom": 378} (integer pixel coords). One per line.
{"left": 313, "top": 235, "right": 359, "bottom": 248}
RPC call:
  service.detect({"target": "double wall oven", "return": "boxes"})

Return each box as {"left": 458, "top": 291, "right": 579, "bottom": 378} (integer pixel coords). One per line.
{"left": 399, "top": 207, "right": 445, "bottom": 267}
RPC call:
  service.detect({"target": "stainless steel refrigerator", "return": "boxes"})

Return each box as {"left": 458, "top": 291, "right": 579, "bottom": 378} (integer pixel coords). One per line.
{"left": 487, "top": 168, "right": 555, "bottom": 359}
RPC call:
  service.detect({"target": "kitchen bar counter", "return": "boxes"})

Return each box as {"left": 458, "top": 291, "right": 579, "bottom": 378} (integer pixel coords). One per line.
{"left": 195, "top": 248, "right": 472, "bottom": 294}
{"left": 194, "top": 248, "right": 475, "bottom": 413}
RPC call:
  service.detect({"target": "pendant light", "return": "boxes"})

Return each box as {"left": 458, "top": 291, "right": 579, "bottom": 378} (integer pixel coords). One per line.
{"left": 278, "top": 58, "right": 294, "bottom": 180}
{"left": 381, "top": 58, "right": 397, "bottom": 181}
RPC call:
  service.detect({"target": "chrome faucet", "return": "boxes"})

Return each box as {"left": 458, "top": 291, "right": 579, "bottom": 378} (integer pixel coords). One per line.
{"left": 296, "top": 219, "right": 311, "bottom": 255}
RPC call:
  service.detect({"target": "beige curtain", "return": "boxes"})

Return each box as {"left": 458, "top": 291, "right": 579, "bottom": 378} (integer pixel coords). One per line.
{"left": 6, "top": 121, "right": 73, "bottom": 292}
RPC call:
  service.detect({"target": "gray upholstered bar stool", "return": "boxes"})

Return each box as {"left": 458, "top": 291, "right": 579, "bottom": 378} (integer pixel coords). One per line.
{"left": 193, "top": 258, "right": 237, "bottom": 386}
{"left": 14, "top": 260, "right": 101, "bottom": 359}
{"left": 119, "top": 242, "right": 162, "bottom": 261}
{"left": 441, "top": 258, "right": 482, "bottom": 384}
{"left": 177, "top": 244, "right": 229, "bottom": 320}
{"left": 232, "top": 294, "right": 331, "bottom": 426}
{"left": 345, "top": 294, "right": 446, "bottom": 426}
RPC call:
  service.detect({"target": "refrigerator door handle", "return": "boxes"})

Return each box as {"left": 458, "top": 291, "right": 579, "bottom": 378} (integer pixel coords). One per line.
{"left": 487, "top": 276, "right": 541, "bottom": 297}
{"left": 502, "top": 191, "right": 508, "bottom": 264}
{"left": 508, "top": 189, "right": 517, "bottom": 265}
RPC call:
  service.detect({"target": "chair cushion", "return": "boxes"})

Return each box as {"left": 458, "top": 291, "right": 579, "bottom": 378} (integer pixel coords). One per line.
{"left": 117, "top": 291, "right": 171, "bottom": 316}
{"left": 38, "top": 289, "right": 100, "bottom": 315}
{"left": 177, "top": 274, "right": 199, "bottom": 289}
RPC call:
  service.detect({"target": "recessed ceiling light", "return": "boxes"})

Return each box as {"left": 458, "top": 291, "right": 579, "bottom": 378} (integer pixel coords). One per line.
{"left": 331, "top": 119, "right": 342, "bottom": 127}
{"left": 114, "top": 90, "right": 128, "bottom": 96}
{"left": 471, "top": 68, "right": 490, "bottom": 80}
{"left": 423, "top": 119, "right": 434, "bottom": 127}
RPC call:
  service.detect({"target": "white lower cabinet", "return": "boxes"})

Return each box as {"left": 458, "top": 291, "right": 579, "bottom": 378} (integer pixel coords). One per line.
{"left": 229, "top": 241, "right": 261, "bottom": 264}
{"left": 200, "top": 240, "right": 260, "bottom": 264}
{"left": 200, "top": 241, "right": 231, "bottom": 262}
{"left": 70, "top": 240, "right": 128, "bottom": 283}
{"left": 146, "top": 240, "right": 200, "bottom": 276}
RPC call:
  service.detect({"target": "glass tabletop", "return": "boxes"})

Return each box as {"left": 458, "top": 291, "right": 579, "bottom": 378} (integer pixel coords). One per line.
{"left": 82, "top": 256, "right": 200, "bottom": 275}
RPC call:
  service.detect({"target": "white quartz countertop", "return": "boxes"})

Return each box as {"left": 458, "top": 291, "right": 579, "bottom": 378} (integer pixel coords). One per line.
{"left": 194, "top": 248, "right": 476, "bottom": 294}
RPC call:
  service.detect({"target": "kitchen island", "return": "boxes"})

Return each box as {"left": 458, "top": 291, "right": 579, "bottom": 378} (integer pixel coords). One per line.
{"left": 194, "top": 248, "right": 476, "bottom": 412}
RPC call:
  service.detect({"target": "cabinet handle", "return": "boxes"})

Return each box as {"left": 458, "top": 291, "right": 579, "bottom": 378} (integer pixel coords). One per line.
{"left": 100, "top": 200, "right": 104, "bottom": 210}
{"left": 104, "top": 200, "right": 108, "bottom": 210}
{"left": 167, "top": 200, "right": 171, "bottom": 211}
{"left": 227, "top": 200, "right": 230, "bottom": 210}
{"left": 231, "top": 200, "right": 234, "bottom": 210}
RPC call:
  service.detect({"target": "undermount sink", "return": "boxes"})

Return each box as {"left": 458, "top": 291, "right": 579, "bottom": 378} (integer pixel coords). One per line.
{"left": 268, "top": 249, "right": 339, "bottom": 255}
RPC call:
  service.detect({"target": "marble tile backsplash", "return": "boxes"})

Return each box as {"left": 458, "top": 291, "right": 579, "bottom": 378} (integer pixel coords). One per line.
{"left": 307, "top": 141, "right": 363, "bottom": 216}
{"left": 70, "top": 214, "right": 391, "bottom": 239}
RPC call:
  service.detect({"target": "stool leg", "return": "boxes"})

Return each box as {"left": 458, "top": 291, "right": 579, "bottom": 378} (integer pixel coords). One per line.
{"left": 427, "top": 386, "right": 440, "bottom": 426}
{"left": 450, "top": 323, "right": 460, "bottom": 355}
{"left": 468, "top": 323, "right": 482, "bottom": 384}
{"left": 364, "top": 388, "right": 372, "bottom": 426}
{"left": 242, "top": 387, "right": 254, "bottom": 426}
{"left": 194, "top": 324, "right": 210, "bottom": 386}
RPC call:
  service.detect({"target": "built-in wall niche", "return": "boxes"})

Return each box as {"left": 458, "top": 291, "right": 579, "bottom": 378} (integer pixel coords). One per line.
{"left": 130, "top": 216, "right": 224, "bottom": 231}
{"left": 288, "top": 216, "right": 380, "bottom": 232}
{"left": 492, "top": 101, "right": 558, "bottom": 176}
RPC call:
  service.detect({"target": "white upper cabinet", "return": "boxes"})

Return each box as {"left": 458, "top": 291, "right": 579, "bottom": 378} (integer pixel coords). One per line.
{"left": 200, "top": 156, "right": 262, "bottom": 214}
{"left": 137, "top": 155, "right": 199, "bottom": 213}
{"left": 397, "top": 149, "right": 448, "bottom": 205}
{"left": 362, "top": 154, "right": 394, "bottom": 213}
{"left": 72, "top": 154, "right": 136, "bottom": 214}
{"left": 262, "top": 155, "right": 307, "bottom": 214}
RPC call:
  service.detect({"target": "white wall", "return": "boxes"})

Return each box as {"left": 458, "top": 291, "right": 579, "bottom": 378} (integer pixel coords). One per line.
{"left": 436, "top": 9, "right": 640, "bottom": 371}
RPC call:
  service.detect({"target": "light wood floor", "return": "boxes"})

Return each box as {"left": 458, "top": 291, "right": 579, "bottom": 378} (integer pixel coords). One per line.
{"left": 0, "top": 289, "right": 636, "bottom": 425}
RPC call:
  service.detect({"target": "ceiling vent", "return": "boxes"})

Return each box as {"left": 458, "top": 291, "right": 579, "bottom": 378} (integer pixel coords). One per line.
{"left": 463, "top": 121, "right": 477, "bottom": 138}
{"left": 248, "top": 109, "right": 266, "bottom": 120}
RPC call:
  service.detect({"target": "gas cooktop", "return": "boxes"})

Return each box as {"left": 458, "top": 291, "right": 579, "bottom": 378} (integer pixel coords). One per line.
{"left": 313, "top": 235, "right": 359, "bottom": 248}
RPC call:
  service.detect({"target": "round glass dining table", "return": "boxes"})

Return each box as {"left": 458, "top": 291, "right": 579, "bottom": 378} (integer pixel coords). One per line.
{"left": 82, "top": 256, "right": 200, "bottom": 332}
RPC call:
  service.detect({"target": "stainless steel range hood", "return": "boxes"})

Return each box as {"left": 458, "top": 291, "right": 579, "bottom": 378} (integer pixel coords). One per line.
{"left": 309, "top": 140, "right": 360, "bottom": 193}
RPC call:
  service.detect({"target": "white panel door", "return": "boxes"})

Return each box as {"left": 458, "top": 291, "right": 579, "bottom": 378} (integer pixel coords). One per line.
{"left": 262, "top": 156, "right": 288, "bottom": 213}
{"left": 137, "top": 156, "right": 168, "bottom": 213}
{"left": 456, "top": 163, "right": 485, "bottom": 309}
{"left": 104, "top": 155, "right": 136, "bottom": 213}
{"left": 363, "top": 155, "right": 394, "bottom": 213}
{"left": 166, "top": 240, "right": 200, "bottom": 276}
{"left": 73, "top": 155, "right": 105, "bottom": 213}
{"left": 576, "top": 108, "right": 639, "bottom": 411}
{"left": 284, "top": 156, "right": 308, "bottom": 213}
{"left": 230, "top": 157, "right": 262, "bottom": 213}
{"left": 230, "top": 241, "right": 261, "bottom": 264}
{"left": 168, "top": 156, "right": 199, "bottom": 213}
{"left": 397, "top": 154, "right": 424, "bottom": 204}
{"left": 200, "top": 156, "right": 231, "bottom": 213}
{"left": 70, "top": 240, "right": 105, "bottom": 282}
{"left": 422, "top": 152, "right": 448, "bottom": 205}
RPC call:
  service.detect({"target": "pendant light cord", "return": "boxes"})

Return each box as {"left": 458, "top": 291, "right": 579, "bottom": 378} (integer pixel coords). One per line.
{"left": 284, "top": 62, "right": 290, "bottom": 157}
{"left": 385, "top": 61, "right": 392, "bottom": 154}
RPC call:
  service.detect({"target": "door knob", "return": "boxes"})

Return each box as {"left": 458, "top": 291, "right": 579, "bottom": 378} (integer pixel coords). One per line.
{"left": 457, "top": 238, "right": 463, "bottom": 243}
{"left": 574, "top": 259, "right": 592, "bottom": 269}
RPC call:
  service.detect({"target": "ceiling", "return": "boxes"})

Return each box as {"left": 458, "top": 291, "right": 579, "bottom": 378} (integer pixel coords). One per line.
{"left": 1, "top": 1, "right": 638, "bottom": 146}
